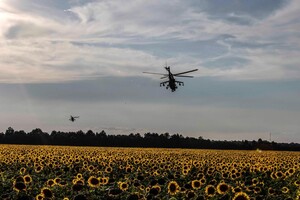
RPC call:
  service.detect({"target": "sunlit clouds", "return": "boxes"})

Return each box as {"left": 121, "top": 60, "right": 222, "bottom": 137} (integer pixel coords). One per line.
{"left": 0, "top": 0, "right": 300, "bottom": 83}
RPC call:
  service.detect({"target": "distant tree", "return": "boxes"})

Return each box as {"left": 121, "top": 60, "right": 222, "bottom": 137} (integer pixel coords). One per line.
{"left": 5, "top": 127, "right": 14, "bottom": 135}
{"left": 0, "top": 132, "right": 4, "bottom": 143}
{"left": 258, "top": 138, "right": 263, "bottom": 143}
{"left": 0, "top": 127, "right": 300, "bottom": 151}
{"left": 14, "top": 130, "right": 27, "bottom": 144}
{"left": 86, "top": 130, "right": 96, "bottom": 146}
{"left": 163, "top": 132, "right": 170, "bottom": 139}
{"left": 28, "top": 128, "right": 49, "bottom": 145}
{"left": 86, "top": 130, "right": 95, "bottom": 137}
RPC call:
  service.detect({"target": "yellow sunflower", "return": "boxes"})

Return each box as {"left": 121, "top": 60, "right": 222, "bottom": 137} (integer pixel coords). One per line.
{"left": 217, "top": 182, "right": 230, "bottom": 194}
{"left": 105, "top": 167, "right": 113, "bottom": 173}
{"left": 205, "top": 185, "right": 216, "bottom": 197}
{"left": 35, "top": 194, "right": 44, "bottom": 200}
{"left": 41, "top": 187, "right": 53, "bottom": 199}
{"left": 19, "top": 167, "right": 26, "bottom": 175}
{"left": 87, "top": 176, "right": 100, "bottom": 188}
{"left": 191, "top": 180, "right": 201, "bottom": 190}
{"left": 168, "top": 181, "right": 180, "bottom": 196}
{"left": 23, "top": 175, "right": 32, "bottom": 184}
{"left": 232, "top": 186, "right": 242, "bottom": 193}
{"left": 268, "top": 187, "right": 275, "bottom": 195}
{"left": 47, "top": 179, "right": 55, "bottom": 187}
{"left": 13, "top": 181, "right": 26, "bottom": 192}
{"left": 35, "top": 165, "right": 43, "bottom": 173}
{"left": 282, "top": 186, "right": 289, "bottom": 194}
{"left": 101, "top": 177, "right": 109, "bottom": 185}
{"left": 232, "top": 192, "right": 250, "bottom": 200}
{"left": 76, "top": 173, "right": 83, "bottom": 179}
{"left": 119, "top": 182, "right": 129, "bottom": 191}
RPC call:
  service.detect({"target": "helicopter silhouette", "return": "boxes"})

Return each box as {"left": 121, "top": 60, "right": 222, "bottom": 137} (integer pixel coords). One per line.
{"left": 143, "top": 65, "right": 198, "bottom": 92}
{"left": 69, "top": 115, "right": 79, "bottom": 122}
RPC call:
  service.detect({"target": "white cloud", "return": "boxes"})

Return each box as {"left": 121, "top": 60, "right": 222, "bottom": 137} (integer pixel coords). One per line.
{"left": 0, "top": 39, "right": 164, "bottom": 83}
{"left": 0, "top": 0, "right": 299, "bottom": 83}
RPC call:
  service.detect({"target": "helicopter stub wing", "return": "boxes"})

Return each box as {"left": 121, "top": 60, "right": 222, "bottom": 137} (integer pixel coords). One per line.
{"left": 160, "top": 81, "right": 169, "bottom": 87}
{"left": 175, "top": 80, "right": 184, "bottom": 86}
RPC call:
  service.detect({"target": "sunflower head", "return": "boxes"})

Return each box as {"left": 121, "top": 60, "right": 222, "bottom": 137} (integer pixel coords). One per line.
{"left": 191, "top": 180, "right": 201, "bottom": 190}
{"left": 13, "top": 181, "right": 26, "bottom": 192}
{"left": 168, "top": 181, "right": 180, "bottom": 196}
{"left": 101, "top": 177, "right": 109, "bottom": 185}
{"left": 88, "top": 165, "right": 94, "bottom": 172}
{"left": 119, "top": 182, "right": 129, "bottom": 191}
{"left": 205, "top": 185, "right": 216, "bottom": 197}
{"left": 254, "top": 186, "right": 262, "bottom": 194}
{"left": 294, "top": 180, "right": 300, "bottom": 187}
{"left": 88, "top": 176, "right": 100, "bottom": 188}
{"left": 200, "top": 178, "right": 206, "bottom": 185}
{"left": 268, "top": 187, "right": 276, "bottom": 195}
{"left": 23, "top": 175, "right": 32, "bottom": 184}
{"left": 47, "top": 179, "right": 55, "bottom": 187}
{"left": 19, "top": 167, "right": 26, "bottom": 175}
{"left": 287, "top": 168, "right": 295, "bottom": 176}
{"left": 105, "top": 167, "right": 112, "bottom": 173}
{"left": 186, "top": 190, "right": 196, "bottom": 199}
{"left": 76, "top": 173, "right": 83, "bottom": 179}
{"left": 232, "top": 192, "right": 250, "bottom": 200}
{"left": 126, "top": 166, "right": 132, "bottom": 173}
{"left": 41, "top": 187, "right": 53, "bottom": 199}
{"left": 35, "top": 165, "right": 43, "bottom": 173}
{"left": 275, "top": 171, "right": 285, "bottom": 179}
{"left": 35, "top": 194, "right": 44, "bottom": 200}
{"left": 54, "top": 177, "right": 61, "bottom": 184}
{"left": 281, "top": 186, "right": 289, "bottom": 194}
{"left": 252, "top": 178, "right": 259, "bottom": 185}
{"left": 217, "top": 182, "right": 230, "bottom": 194}
{"left": 149, "top": 185, "right": 160, "bottom": 196}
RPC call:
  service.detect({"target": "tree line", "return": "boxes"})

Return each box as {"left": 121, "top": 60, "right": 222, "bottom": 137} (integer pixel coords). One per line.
{"left": 0, "top": 127, "right": 299, "bottom": 151}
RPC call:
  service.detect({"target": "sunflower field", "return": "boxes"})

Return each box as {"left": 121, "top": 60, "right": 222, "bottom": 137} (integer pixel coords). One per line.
{"left": 0, "top": 145, "right": 299, "bottom": 200}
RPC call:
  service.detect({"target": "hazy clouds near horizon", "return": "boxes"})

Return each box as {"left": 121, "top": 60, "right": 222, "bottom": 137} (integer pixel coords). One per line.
{"left": 0, "top": 0, "right": 300, "bottom": 143}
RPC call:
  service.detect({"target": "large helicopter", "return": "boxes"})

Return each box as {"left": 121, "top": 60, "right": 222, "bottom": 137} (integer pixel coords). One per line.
{"left": 69, "top": 115, "right": 79, "bottom": 122}
{"left": 143, "top": 65, "right": 198, "bottom": 92}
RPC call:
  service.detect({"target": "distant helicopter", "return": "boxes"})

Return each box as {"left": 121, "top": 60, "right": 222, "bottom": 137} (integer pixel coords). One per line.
{"left": 143, "top": 65, "right": 198, "bottom": 92}
{"left": 69, "top": 115, "right": 79, "bottom": 122}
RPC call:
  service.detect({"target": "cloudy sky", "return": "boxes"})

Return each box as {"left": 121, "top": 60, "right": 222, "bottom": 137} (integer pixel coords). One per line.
{"left": 1, "top": 0, "right": 300, "bottom": 143}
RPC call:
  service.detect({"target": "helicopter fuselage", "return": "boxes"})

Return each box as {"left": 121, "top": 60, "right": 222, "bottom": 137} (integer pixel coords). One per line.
{"left": 69, "top": 116, "right": 79, "bottom": 122}
{"left": 167, "top": 68, "right": 177, "bottom": 92}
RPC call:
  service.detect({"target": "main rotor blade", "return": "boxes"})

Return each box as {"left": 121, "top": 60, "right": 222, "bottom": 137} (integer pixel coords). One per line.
{"left": 160, "top": 76, "right": 168, "bottom": 79}
{"left": 143, "top": 72, "right": 167, "bottom": 76}
{"left": 173, "top": 69, "right": 198, "bottom": 76}
{"left": 174, "top": 75, "right": 194, "bottom": 78}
